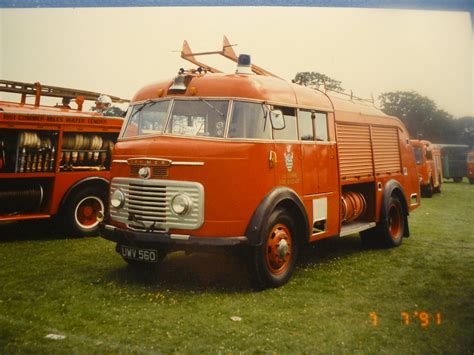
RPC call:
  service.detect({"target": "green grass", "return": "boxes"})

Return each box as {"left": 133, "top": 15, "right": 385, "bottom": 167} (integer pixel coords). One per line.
{"left": 1, "top": 180, "right": 473, "bottom": 353}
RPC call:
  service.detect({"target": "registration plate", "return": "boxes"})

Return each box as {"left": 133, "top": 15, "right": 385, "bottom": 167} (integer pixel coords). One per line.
{"left": 120, "top": 245, "right": 158, "bottom": 263}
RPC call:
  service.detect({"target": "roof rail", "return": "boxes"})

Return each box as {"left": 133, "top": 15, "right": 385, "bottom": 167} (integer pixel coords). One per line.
{"left": 0, "top": 79, "right": 129, "bottom": 109}
{"left": 323, "top": 86, "right": 376, "bottom": 105}
{"left": 180, "top": 36, "right": 282, "bottom": 79}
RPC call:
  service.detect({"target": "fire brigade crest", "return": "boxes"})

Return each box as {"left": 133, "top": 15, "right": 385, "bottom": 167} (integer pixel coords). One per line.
{"left": 284, "top": 146, "right": 294, "bottom": 172}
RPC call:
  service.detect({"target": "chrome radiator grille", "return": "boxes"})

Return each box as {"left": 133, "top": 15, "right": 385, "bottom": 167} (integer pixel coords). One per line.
{"left": 110, "top": 177, "right": 204, "bottom": 232}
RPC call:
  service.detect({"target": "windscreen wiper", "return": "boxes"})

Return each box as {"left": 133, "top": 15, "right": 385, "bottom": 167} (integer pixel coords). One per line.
{"left": 130, "top": 100, "right": 159, "bottom": 118}
{"left": 199, "top": 98, "right": 225, "bottom": 118}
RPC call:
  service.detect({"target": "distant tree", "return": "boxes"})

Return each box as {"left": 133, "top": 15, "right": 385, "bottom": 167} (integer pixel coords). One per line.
{"left": 454, "top": 116, "right": 474, "bottom": 148}
{"left": 293, "top": 72, "right": 343, "bottom": 92}
{"left": 378, "top": 91, "right": 460, "bottom": 143}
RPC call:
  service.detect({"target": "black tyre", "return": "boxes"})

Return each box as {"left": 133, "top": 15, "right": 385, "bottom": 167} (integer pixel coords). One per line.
{"left": 63, "top": 186, "right": 106, "bottom": 237}
{"left": 421, "top": 181, "right": 433, "bottom": 198}
{"left": 380, "top": 195, "right": 405, "bottom": 248}
{"left": 470, "top": 178, "right": 474, "bottom": 185}
{"left": 433, "top": 176, "right": 442, "bottom": 193}
{"left": 360, "top": 194, "right": 406, "bottom": 248}
{"left": 249, "top": 208, "right": 299, "bottom": 289}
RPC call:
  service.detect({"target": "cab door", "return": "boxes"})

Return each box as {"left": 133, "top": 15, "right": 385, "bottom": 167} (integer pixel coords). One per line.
{"left": 271, "top": 106, "right": 303, "bottom": 195}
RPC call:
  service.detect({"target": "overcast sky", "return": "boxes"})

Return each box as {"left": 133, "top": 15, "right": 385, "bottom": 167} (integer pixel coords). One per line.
{"left": 0, "top": 7, "right": 472, "bottom": 117}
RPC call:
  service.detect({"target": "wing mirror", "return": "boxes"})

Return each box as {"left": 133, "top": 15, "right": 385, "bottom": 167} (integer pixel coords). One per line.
{"left": 270, "top": 109, "right": 285, "bottom": 130}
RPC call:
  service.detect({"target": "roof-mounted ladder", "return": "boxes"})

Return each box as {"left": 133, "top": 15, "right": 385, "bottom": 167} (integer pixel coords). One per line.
{"left": 0, "top": 79, "right": 129, "bottom": 111}
{"left": 180, "top": 35, "right": 282, "bottom": 79}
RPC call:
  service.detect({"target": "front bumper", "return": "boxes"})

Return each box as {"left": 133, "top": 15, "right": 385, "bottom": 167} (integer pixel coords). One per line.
{"left": 99, "top": 223, "right": 248, "bottom": 247}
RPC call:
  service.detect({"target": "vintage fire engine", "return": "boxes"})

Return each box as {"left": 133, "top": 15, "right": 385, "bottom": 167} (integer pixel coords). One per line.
{"left": 467, "top": 150, "right": 474, "bottom": 184}
{"left": 0, "top": 80, "right": 128, "bottom": 236}
{"left": 100, "top": 37, "right": 420, "bottom": 288}
{"left": 410, "top": 139, "right": 442, "bottom": 197}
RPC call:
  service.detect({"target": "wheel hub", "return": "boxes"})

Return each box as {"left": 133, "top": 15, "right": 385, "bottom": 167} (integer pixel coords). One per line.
{"left": 82, "top": 206, "right": 94, "bottom": 217}
{"left": 277, "top": 239, "right": 289, "bottom": 259}
{"left": 266, "top": 224, "right": 292, "bottom": 274}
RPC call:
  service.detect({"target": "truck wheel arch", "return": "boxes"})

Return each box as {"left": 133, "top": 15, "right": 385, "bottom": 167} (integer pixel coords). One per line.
{"left": 59, "top": 177, "right": 109, "bottom": 211}
{"left": 382, "top": 179, "right": 410, "bottom": 238}
{"left": 59, "top": 177, "right": 110, "bottom": 236}
{"left": 245, "top": 187, "right": 309, "bottom": 247}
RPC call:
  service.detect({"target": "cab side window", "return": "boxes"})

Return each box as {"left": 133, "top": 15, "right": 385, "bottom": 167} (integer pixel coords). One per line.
{"left": 229, "top": 101, "right": 271, "bottom": 139}
{"left": 298, "top": 110, "right": 314, "bottom": 141}
{"left": 315, "top": 112, "right": 328, "bottom": 141}
{"left": 273, "top": 106, "right": 297, "bottom": 141}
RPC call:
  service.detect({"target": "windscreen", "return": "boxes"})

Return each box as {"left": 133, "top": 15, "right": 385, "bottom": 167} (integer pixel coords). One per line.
{"left": 122, "top": 100, "right": 171, "bottom": 138}
{"left": 413, "top": 146, "right": 423, "bottom": 165}
{"left": 166, "top": 100, "right": 229, "bottom": 138}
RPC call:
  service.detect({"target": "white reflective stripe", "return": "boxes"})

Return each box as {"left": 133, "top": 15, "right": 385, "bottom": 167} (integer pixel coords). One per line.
{"left": 170, "top": 234, "right": 190, "bottom": 240}
{"left": 171, "top": 162, "right": 204, "bottom": 166}
{"left": 105, "top": 224, "right": 116, "bottom": 231}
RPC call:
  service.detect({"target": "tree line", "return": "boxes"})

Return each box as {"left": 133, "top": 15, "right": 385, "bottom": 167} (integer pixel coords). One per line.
{"left": 294, "top": 71, "right": 474, "bottom": 148}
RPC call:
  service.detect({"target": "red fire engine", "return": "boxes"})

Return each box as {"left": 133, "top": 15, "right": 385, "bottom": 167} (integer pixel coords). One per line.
{"left": 467, "top": 150, "right": 474, "bottom": 184}
{"left": 0, "top": 80, "right": 127, "bottom": 236}
{"left": 410, "top": 139, "right": 442, "bottom": 197}
{"left": 99, "top": 37, "right": 420, "bottom": 288}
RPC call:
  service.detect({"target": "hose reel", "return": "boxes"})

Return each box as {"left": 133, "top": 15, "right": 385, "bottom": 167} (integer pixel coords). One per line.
{"left": 0, "top": 184, "right": 43, "bottom": 215}
{"left": 341, "top": 191, "right": 367, "bottom": 223}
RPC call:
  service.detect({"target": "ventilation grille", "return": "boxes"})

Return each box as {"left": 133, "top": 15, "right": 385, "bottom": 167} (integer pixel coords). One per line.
{"left": 336, "top": 124, "right": 373, "bottom": 179}
{"left": 371, "top": 126, "right": 401, "bottom": 175}
{"left": 336, "top": 123, "right": 402, "bottom": 180}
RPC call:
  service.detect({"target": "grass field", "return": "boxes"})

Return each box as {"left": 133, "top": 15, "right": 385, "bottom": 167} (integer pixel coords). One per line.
{"left": 1, "top": 180, "right": 473, "bottom": 353}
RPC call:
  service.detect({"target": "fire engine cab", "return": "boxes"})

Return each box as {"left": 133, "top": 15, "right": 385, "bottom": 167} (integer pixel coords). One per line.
{"left": 0, "top": 80, "right": 128, "bottom": 236}
{"left": 100, "top": 37, "right": 420, "bottom": 288}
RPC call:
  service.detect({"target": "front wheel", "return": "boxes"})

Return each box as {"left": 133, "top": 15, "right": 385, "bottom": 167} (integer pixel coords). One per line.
{"left": 249, "top": 208, "right": 299, "bottom": 289}
{"left": 421, "top": 181, "right": 433, "bottom": 198}
{"left": 469, "top": 178, "right": 474, "bottom": 185}
{"left": 63, "top": 187, "right": 106, "bottom": 237}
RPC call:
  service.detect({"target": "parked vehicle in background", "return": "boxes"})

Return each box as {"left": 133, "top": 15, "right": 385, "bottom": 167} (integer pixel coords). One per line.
{"left": 439, "top": 144, "right": 470, "bottom": 183}
{"left": 467, "top": 151, "right": 474, "bottom": 184}
{"left": 99, "top": 37, "right": 420, "bottom": 288}
{"left": 0, "top": 80, "right": 128, "bottom": 236}
{"left": 410, "top": 139, "right": 442, "bottom": 197}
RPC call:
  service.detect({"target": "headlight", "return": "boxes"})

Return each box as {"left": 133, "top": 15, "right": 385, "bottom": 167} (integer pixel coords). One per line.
{"left": 111, "top": 189, "right": 125, "bottom": 208}
{"left": 171, "top": 193, "right": 193, "bottom": 215}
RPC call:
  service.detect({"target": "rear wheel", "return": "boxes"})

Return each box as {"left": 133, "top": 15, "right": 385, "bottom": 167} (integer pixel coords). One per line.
{"left": 249, "top": 208, "right": 299, "bottom": 289}
{"left": 63, "top": 187, "right": 106, "bottom": 237}
{"left": 380, "top": 195, "right": 405, "bottom": 247}
{"left": 360, "top": 194, "right": 405, "bottom": 248}
{"left": 470, "top": 178, "right": 474, "bottom": 185}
